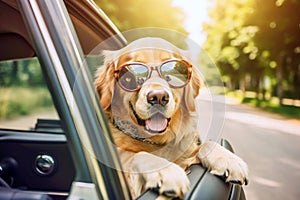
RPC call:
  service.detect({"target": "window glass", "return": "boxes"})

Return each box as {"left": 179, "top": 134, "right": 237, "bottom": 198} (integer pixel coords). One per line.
{"left": 0, "top": 57, "right": 58, "bottom": 130}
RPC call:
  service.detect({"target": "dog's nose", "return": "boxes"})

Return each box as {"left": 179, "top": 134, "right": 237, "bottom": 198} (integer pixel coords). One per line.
{"left": 147, "top": 90, "right": 169, "bottom": 106}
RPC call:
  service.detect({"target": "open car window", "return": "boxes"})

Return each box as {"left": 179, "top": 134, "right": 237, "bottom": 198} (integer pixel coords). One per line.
{"left": 0, "top": 55, "right": 105, "bottom": 131}
{"left": 0, "top": 57, "right": 59, "bottom": 131}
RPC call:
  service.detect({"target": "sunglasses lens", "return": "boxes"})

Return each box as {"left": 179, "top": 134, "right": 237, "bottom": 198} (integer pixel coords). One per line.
{"left": 160, "top": 61, "right": 190, "bottom": 87}
{"left": 118, "top": 64, "right": 148, "bottom": 91}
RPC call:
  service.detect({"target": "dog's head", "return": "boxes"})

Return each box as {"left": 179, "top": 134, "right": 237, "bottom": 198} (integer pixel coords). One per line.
{"left": 95, "top": 37, "right": 201, "bottom": 145}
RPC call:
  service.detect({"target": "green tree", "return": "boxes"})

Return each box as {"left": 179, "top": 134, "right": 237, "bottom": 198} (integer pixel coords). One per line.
{"left": 0, "top": 58, "right": 44, "bottom": 87}
{"left": 94, "top": 0, "right": 188, "bottom": 47}
{"left": 204, "top": 0, "right": 300, "bottom": 103}
{"left": 245, "top": 0, "right": 300, "bottom": 102}
{"left": 203, "top": 0, "right": 256, "bottom": 91}
{"left": 95, "top": 0, "right": 186, "bottom": 32}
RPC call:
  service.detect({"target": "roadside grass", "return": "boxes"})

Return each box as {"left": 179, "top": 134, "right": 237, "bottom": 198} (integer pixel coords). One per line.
{"left": 227, "top": 90, "right": 300, "bottom": 119}
{"left": 0, "top": 87, "right": 54, "bottom": 119}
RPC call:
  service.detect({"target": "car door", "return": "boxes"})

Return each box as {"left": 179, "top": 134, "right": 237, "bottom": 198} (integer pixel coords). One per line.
{"left": 0, "top": 0, "right": 130, "bottom": 199}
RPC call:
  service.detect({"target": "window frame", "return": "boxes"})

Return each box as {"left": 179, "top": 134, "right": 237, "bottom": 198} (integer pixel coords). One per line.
{"left": 17, "top": 0, "right": 131, "bottom": 199}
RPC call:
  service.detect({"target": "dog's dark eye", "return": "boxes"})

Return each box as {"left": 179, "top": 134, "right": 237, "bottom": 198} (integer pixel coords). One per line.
{"left": 118, "top": 64, "right": 148, "bottom": 91}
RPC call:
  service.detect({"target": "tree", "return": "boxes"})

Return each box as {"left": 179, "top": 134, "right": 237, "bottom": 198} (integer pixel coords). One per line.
{"left": 245, "top": 0, "right": 300, "bottom": 103}
{"left": 95, "top": 0, "right": 186, "bottom": 32}
{"left": 203, "top": 0, "right": 257, "bottom": 91}
{"left": 204, "top": 0, "right": 300, "bottom": 103}
{"left": 94, "top": 0, "right": 188, "bottom": 47}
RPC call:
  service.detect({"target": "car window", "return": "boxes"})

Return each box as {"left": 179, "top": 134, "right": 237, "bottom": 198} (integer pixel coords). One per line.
{"left": 85, "top": 55, "right": 104, "bottom": 76}
{"left": 0, "top": 57, "right": 59, "bottom": 130}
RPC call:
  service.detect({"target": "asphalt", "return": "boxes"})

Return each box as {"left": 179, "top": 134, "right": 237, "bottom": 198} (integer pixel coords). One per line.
{"left": 221, "top": 98, "right": 300, "bottom": 200}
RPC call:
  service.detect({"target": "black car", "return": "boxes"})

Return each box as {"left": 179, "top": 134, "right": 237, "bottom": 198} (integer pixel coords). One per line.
{"left": 0, "top": 0, "right": 246, "bottom": 199}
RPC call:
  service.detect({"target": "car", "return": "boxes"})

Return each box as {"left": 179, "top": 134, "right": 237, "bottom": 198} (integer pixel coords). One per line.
{"left": 0, "top": 0, "right": 246, "bottom": 199}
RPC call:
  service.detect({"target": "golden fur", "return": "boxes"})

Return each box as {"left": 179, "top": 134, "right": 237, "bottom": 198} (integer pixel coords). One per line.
{"left": 95, "top": 37, "right": 248, "bottom": 199}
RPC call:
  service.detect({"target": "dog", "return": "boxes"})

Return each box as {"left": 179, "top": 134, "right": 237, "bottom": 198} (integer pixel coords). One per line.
{"left": 94, "top": 37, "right": 249, "bottom": 199}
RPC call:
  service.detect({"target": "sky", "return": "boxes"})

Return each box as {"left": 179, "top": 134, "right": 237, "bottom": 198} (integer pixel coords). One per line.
{"left": 172, "top": 0, "right": 211, "bottom": 46}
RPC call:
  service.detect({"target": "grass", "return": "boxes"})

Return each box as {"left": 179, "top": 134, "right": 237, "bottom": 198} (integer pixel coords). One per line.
{"left": 227, "top": 90, "right": 300, "bottom": 119}
{"left": 0, "top": 87, "right": 54, "bottom": 119}
{"left": 242, "top": 97, "right": 300, "bottom": 119}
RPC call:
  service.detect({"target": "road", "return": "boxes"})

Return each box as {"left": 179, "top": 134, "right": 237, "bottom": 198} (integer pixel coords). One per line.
{"left": 220, "top": 100, "right": 300, "bottom": 200}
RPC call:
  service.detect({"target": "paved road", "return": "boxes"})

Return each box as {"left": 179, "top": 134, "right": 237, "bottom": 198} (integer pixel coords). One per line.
{"left": 221, "top": 100, "right": 300, "bottom": 200}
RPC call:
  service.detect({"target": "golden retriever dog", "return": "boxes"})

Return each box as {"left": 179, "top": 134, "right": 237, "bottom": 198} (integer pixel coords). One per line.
{"left": 94, "top": 37, "right": 248, "bottom": 199}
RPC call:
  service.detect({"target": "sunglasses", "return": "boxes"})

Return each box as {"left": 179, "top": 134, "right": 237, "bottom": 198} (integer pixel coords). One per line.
{"left": 114, "top": 59, "right": 192, "bottom": 92}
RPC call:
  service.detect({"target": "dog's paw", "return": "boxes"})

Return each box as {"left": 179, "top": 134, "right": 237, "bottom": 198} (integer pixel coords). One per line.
{"left": 144, "top": 162, "right": 190, "bottom": 198}
{"left": 130, "top": 152, "right": 190, "bottom": 199}
{"left": 198, "top": 141, "right": 249, "bottom": 185}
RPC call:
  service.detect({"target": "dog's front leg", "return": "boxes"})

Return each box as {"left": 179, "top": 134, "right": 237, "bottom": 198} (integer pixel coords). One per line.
{"left": 120, "top": 150, "right": 190, "bottom": 199}
{"left": 198, "top": 141, "right": 249, "bottom": 185}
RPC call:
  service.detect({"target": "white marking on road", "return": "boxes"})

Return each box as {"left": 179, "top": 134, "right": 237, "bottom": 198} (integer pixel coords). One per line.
{"left": 225, "top": 111, "right": 300, "bottom": 136}
{"left": 252, "top": 175, "right": 281, "bottom": 188}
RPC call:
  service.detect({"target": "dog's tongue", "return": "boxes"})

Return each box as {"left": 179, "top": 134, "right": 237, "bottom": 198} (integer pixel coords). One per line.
{"left": 145, "top": 113, "right": 168, "bottom": 133}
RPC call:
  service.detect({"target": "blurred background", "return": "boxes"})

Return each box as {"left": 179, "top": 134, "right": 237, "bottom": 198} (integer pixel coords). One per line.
{"left": 0, "top": 0, "right": 299, "bottom": 199}
{"left": 95, "top": 0, "right": 300, "bottom": 113}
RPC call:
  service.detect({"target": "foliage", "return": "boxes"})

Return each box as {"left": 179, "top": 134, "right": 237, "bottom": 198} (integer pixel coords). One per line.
{"left": 95, "top": 0, "right": 186, "bottom": 32}
{"left": 242, "top": 97, "right": 300, "bottom": 119}
{"left": 0, "top": 87, "right": 54, "bottom": 119}
{"left": 0, "top": 58, "right": 54, "bottom": 119}
{"left": 227, "top": 90, "right": 300, "bottom": 119}
{"left": 203, "top": 0, "right": 300, "bottom": 103}
{"left": 94, "top": 0, "right": 188, "bottom": 47}
{"left": 0, "top": 58, "right": 45, "bottom": 87}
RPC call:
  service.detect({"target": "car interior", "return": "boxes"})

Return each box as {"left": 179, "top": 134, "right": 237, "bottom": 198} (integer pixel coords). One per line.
{"left": 0, "top": 0, "right": 124, "bottom": 61}
{"left": 0, "top": 0, "right": 125, "bottom": 199}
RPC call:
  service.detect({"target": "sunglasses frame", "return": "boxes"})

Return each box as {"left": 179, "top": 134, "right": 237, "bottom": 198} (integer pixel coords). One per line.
{"left": 114, "top": 59, "right": 192, "bottom": 92}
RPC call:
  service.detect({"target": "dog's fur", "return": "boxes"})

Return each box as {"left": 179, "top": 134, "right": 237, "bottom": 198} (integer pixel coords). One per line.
{"left": 95, "top": 37, "right": 248, "bottom": 199}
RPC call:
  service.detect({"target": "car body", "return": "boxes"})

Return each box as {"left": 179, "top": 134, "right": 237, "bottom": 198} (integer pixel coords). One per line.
{"left": 0, "top": 0, "right": 246, "bottom": 199}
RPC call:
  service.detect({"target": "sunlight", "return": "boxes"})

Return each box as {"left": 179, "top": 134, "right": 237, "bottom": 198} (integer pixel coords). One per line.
{"left": 252, "top": 175, "right": 281, "bottom": 188}
{"left": 225, "top": 111, "right": 300, "bottom": 136}
{"left": 172, "top": 0, "right": 211, "bottom": 45}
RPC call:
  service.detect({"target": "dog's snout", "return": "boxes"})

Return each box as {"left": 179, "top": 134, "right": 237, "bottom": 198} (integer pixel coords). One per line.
{"left": 147, "top": 90, "right": 169, "bottom": 106}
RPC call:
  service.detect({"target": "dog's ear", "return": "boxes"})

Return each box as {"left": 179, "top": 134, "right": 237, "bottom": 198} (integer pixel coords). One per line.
{"left": 184, "top": 67, "right": 202, "bottom": 112}
{"left": 94, "top": 50, "right": 116, "bottom": 110}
